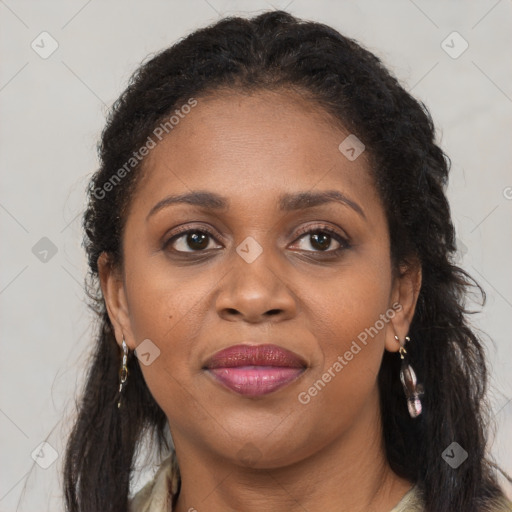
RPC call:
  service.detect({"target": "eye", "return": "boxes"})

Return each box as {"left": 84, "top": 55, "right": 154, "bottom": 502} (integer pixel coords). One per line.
{"left": 163, "top": 226, "right": 221, "bottom": 253}
{"left": 163, "top": 223, "right": 350, "bottom": 255}
{"left": 290, "top": 224, "right": 350, "bottom": 253}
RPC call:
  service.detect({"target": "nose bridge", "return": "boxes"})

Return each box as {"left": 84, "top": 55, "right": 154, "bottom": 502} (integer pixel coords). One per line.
{"left": 232, "top": 235, "right": 282, "bottom": 297}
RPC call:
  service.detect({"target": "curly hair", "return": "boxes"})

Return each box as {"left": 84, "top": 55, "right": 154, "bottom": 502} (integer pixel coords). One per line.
{"left": 63, "top": 10, "right": 510, "bottom": 512}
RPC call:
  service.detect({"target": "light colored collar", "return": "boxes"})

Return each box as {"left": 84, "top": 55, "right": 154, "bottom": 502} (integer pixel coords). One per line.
{"left": 128, "top": 452, "right": 179, "bottom": 512}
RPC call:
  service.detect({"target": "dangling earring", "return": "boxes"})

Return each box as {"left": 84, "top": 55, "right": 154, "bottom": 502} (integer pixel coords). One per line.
{"left": 395, "top": 335, "right": 424, "bottom": 418}
{"left": 117, "top": 339, "right": 129, "bottom": 409}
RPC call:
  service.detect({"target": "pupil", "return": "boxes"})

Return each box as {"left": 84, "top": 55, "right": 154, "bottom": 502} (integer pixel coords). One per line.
{"left": 311, "top": 232, "right": 330, "bottom": 251}
{"left": 188, "top": 232, "right": 208, "bottom": 250}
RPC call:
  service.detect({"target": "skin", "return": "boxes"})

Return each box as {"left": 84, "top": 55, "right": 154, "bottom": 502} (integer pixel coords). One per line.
{"left": 99, "top": 89, "right": 422, "bottom": 512}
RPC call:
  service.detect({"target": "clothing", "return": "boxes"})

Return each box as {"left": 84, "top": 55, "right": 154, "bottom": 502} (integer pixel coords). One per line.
{"left": 128, "top": 451, "right": 512, "bottom": 512}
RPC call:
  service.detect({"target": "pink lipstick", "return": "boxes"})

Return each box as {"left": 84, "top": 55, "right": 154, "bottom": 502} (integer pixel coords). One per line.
{"left": 203, "top": 344, "right": 306, "bottom": 396}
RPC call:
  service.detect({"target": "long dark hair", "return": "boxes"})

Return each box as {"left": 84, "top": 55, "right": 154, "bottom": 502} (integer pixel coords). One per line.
{"left": 64, "top": 10, "right": 509, "bottom": 512}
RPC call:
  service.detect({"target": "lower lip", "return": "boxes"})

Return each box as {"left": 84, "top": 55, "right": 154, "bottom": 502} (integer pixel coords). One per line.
{"left": 206, "top": 366, "right": 305, "bottom": 396}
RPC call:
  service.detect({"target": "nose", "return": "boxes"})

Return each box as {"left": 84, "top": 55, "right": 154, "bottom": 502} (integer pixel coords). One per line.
{"left": 215, "top": 246, "right": 297, "bottom": 324}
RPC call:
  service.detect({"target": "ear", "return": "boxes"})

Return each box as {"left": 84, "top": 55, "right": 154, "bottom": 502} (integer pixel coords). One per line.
{"left": 384, "top": 258, "right": 422, "bottom": 353}
{"left": 97, "top": 252, "right": 136, "bottom": 350}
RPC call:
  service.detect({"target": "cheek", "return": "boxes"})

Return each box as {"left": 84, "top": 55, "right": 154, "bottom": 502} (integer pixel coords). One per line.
{"left": 311, "top": 245, "right": 392, "bottom": 341}
{"left": 301, "top": 252, "right": 392, "bottom": 404}
{"left": 123, "top": 276, "right": 204, "bottom": 425}
{"left": 122, "top": 242, "right": 213, "bottom": 344}
{"left": 121, "top": 251, "right": 218, "bottom": 408}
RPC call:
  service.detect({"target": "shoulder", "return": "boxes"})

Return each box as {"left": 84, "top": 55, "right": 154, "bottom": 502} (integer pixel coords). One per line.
{"left": 128, "top": 452, "right": 180, "bottom": 512}
{"left": 390, "top": 484, "right": 512, "bottom": 512}
{"left": 390, "top": 485, "right": 424, "bottom": 512}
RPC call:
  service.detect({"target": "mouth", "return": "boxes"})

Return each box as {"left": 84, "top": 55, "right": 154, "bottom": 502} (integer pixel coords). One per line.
{"left": 203, "top": 344, "right": 307, "bottom": 397}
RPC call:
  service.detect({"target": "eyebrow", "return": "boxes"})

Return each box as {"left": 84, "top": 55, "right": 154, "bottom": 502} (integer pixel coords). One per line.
{"left": 146, "top": 189, "right": 366, "bottom": 220}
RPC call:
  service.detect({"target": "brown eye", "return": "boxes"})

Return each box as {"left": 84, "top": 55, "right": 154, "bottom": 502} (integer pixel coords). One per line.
{"left": 309, "top": 232, "right": 334, "bottom": 251}
{"left": 291, "top": 225, "right": 350, "bottom": 253}
{"left": 165, "top": 229, "right": 221, "bottom": 253}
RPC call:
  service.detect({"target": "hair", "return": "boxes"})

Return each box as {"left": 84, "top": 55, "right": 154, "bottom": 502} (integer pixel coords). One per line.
{"left": 64, "top": 10, "right": 510, "bottom": 512}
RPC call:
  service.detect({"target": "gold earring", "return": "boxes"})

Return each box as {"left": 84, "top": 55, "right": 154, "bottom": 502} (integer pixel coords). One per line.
{"left": 117, "top": 339, "right": 129, "bottom": 409}
{"left": 394, "top": 335, "right": 424, "bottom": 418}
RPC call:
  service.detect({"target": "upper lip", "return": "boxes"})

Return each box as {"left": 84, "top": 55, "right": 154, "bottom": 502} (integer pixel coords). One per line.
{"left": 203, "top": 344, "right": 307, "bottom": 369}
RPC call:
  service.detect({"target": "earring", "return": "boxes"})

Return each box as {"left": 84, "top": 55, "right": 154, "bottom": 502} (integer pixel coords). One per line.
{"left": 117, "top": 339, "right": 129, "bottom": 409}
{"left": 394, "top": 335, "right": 424, "bottom": 418}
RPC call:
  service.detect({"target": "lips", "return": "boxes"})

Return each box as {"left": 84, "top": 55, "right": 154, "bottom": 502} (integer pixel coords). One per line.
{"left": 204, "top": 344, "right": 307, "bottom": 369}
{"left": 203, "top": 344, "right": 307, "bottom": 397}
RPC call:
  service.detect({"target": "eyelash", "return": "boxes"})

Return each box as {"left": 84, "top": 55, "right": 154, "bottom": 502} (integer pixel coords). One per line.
{"left": 293, "top": 224, "right": 350, "bottom": 250}
{"left": 163, "top": 223, "right": 351, "bottom": 256}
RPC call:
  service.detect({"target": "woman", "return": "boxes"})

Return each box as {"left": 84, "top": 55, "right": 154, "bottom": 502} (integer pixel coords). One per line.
{"left": 63, "top": 10, "right": 512, "bottom": 512}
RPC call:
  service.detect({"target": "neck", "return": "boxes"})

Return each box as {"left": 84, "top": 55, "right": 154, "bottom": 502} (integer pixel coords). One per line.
{"left": 172, "top": 394, "right": 412, "bottom": 512}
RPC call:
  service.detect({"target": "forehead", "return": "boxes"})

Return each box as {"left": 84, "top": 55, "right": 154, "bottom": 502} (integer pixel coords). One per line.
{"left": 131, "top": 89, "right": 379, "bottom": 216}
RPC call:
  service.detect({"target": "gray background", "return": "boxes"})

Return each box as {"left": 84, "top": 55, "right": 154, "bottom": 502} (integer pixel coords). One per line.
{"left": 1, "top": 0, "right": 511, "bottom": 510}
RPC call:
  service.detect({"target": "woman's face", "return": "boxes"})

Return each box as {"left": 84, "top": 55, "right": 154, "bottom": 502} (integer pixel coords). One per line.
{"left": 101, "top": 89, "right": 420, "bottom": 468}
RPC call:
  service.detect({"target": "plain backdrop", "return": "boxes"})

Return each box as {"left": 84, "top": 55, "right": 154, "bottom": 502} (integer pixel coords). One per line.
{"left": 1, "top": 0, "right": 511, "bottom": 510}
